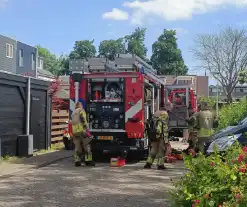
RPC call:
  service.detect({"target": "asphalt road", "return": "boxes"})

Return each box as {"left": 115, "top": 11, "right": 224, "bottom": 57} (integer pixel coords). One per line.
{"left": 0, "top": 157, "right": 186, "bottom": 207}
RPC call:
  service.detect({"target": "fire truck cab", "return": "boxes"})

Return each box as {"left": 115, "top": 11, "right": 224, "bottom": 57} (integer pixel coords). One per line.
{"left": 68, "top": 54, "right": 167, "bottom": 158}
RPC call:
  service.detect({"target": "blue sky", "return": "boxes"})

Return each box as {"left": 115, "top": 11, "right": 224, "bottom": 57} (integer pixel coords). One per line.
{"left": 1, "top": 0, "right": 247, "bottom": 79}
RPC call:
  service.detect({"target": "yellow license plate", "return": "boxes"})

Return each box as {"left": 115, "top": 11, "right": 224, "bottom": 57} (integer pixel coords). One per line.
{"left": 97, "top": 136, "right": 113, "bottom": 140}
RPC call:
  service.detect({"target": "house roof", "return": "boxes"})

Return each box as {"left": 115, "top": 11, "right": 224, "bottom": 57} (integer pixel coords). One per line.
{"left": 55, "top": 88, "right": 69, "bottom": 99}
{"left": 37, "top": 69, "right": 55, "bottom": 78}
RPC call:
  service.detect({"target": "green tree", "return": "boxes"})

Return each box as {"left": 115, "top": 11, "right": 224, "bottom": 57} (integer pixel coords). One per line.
{"left": 98, "top": 38, "right": 125, "bottom": 60}
{"left": 151, "top": 29, "right": 188, "bottom": 75}
{"left": 36, "top": 45, "right": 61, "bottom": 75}
{"left": 193, "top": 27, "right": 247, "bottom": 103}
{"left": 125, "top": 27, "right": 147, "bottom": 59}
{"left": 69, "top": 40, "right": 96, "bottom": 59}
{"left": 58, "top": 55, "right": 69, "bottom": 75}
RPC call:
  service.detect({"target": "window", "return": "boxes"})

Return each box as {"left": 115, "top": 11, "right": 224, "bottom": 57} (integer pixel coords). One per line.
{"left": 212, "top": 88, "right": 217, "bottom": 93}
{"left": 37, "top": 57, "right": 43, "bottom": 69}
{"left": 6, "top": 43, "right": 13, "bottom": 58}
{"left": 31, "top": 53, "right": 36, "bottom": 70}
{"left": 19, "top": 49, "right": 24, "bottom": 67}
{"left": 235, "top": 88, "right": 244, "bottom": 93}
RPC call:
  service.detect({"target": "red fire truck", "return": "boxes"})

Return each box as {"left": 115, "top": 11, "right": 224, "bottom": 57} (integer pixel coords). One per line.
{"left": 67, "top": 54, "right": 167, "bottom": 157}
{"left": 165, "top": 85, "right": 198, "bottom": 137}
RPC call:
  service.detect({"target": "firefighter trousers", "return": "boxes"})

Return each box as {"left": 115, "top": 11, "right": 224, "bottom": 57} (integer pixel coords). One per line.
{"left": 188, "top": 131, "right": 198, "bottom": 150}
{"left": 73, "top": 135, "right": 93, "bottom": 163}
{"left": 197, "top": 137, "right": 210, "bottom": 153}
{"left": 146, "top": 139, "right": 165, "bottom": 166}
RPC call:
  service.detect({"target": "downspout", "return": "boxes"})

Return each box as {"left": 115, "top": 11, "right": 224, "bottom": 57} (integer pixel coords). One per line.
{"left": 35, "top": 46, "right": 38, "bottom": 78}
{"left": 26, "top": 77, "right": 31, "bottom": 135}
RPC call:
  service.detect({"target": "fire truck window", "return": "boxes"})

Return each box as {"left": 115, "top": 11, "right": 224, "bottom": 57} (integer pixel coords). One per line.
{"left": 145, "top": 88, "right": 151, "bottom": 103}
{"left": 89, "top": 81, "right": 123, "bottom": 102}
{"left": 104, "top": 82, "right": 123, "bottom": 100}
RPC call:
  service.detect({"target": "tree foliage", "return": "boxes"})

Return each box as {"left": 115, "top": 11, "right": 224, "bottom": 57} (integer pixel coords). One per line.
{"left": 69, "top": 40, "right": 96, "bottom": 59}
{"left": 58, "top": 55, "right": 69, "bottom": 75}
{"left": 36, "top": 45, "right": 61, "bottom": 75}
{"left": 170, "top": 142, "right": 247, "bottom": 207}
{"left": 193, "top": 27, "right": 247, "bottom": 103}
{"left": 48, "top": 79, "right": 67, "bottom": 109}
{"left": 239, "top": 70, "right": 247, "bottom": 84}
{"left": 98, "top": 38, "right": 125, "bottom": 60}
{"left": 36, "top": 27, "right": 189, "bottom": 76}
{"left": 124, "top": 27, "right": 147, "bottom": 59}
{"left": 151, "top": 29, "right": 188, "bottom": 75}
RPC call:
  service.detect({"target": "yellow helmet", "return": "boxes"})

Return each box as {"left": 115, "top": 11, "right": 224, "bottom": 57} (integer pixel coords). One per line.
{"left": 153, "top": 110, "right": 168, "bottom": 119}
{"left": 160, "top": 111, "right": 168, "bottom": 120}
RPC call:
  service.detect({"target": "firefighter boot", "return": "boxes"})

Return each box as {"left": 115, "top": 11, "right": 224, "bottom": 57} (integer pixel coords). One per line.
{"left": 79, "top": 153, "right": 85, "bottom": 164}
{"left": 85, "top": 152, "right": 95, "bottom": 167}
{"left": 85, "top": 161, "right": 95, "bottom": 167}
{"left": 74, "top": 152, "right": 81, "bottom": 167}
{"left": 157, "top": 157, "right": 167, "bottom": 170}
{"left": 157, "top": 165, "right": 167, "bottom": 170}
{"left": 144, "top": 163, "right": 152, "bottom": 169}
{"left": 144, "top": 155, "right": 155, "bottom": 169}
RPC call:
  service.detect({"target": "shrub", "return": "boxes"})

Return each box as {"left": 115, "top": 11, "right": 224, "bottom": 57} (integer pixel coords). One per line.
{"left": 217, "top": 98, "right": 247, "bottom": 131}
{"left": 169, "top": 143, "right": 247, "bottom": 207}
{"left": 198, "top": 96, "right": 217, "bottom": 109}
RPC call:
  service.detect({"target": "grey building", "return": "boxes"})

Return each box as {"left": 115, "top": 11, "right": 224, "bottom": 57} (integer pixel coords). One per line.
{"left": 0, "top": 35, "right": 17, "bottom": 73}
{"left": 16, "top": 41, "right": 37, "bottom": 76}
{"left": 209, "top": 85, "right": 247, "bottom": 101}
{"left": 0, "top": 34, "right": 55, "bottom": 81}
{"left": 159, "top": 75, "right": 209, "bottom": 97}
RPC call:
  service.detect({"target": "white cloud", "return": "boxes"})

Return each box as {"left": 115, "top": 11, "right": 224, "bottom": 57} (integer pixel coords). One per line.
{"left": 102, "top": 8, "right": 129, "bottom": 21}
{"left": 172, "top": 28, "right": 189, "bottom": 34}
{"left": 122, "top": 0, "right": 247, "bottom": 24}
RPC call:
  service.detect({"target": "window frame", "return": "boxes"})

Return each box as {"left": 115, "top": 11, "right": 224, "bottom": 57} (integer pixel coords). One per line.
{"left": 31, "top": 53, "right": 36, "bottom": 70}
{"left": 37, "top": 57, "right": 44, "bottom": 69}
{"left": 19, "top": 49, "right": 24, "bottom": 67}
{"left": 6, "top": 43, "right": 13, "bottom": 58}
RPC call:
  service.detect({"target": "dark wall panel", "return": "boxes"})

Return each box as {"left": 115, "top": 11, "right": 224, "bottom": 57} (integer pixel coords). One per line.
{"left": 0, "top": 84, "right": 25, "bottom": 155}
{"left": 30, "top": 89, "right": 47, "bottom": 150}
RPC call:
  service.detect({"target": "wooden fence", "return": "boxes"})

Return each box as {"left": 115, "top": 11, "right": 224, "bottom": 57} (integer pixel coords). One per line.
{"left": 51, "top": 110, "right": 69, "bottom": 142}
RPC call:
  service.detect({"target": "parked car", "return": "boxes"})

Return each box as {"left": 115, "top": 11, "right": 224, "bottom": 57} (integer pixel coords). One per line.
{"left": 205, "top": 116, "right": 247, "bottom": 154}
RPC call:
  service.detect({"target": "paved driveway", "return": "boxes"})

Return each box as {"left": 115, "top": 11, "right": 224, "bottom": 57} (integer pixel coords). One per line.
{"left": 0, "top": 158, "right": 185, "bottom": 207}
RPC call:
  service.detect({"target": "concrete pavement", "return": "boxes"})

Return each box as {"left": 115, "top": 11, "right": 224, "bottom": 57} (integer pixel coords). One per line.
{"left": 0, "top": 157, "right": 186, "bottom": 207}
{"left": 0, "top": 150, "right": 73, "bottom": 179}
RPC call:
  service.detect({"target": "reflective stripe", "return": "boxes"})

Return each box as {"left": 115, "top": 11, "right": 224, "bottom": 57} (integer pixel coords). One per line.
{"left": 74, "top": 152, "right": 81, "bottom": 162}
{"left": 146, "top": 155, "right": 154, "bottom": 164}
{"left": 157, "top": 157, "right": 164, "bottom": 165}
{"left": 85, "top": 153, "right": 92, "bottom": 161}
{"left": 69, "top": 99, "right": 75, "bottom": 120}
{"left": 72, "top": 124, "right": 84, "bottom": 134}
{"left": 199, "top": 128, "right": 213, "bottom": 137}
{"left": 125, "top": 99, "right": 143, "bottom": 123}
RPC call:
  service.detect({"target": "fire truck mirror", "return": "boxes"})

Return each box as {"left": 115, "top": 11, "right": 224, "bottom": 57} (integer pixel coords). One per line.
{"left": 72, "top": 73, "right": 82, "bottom": 82}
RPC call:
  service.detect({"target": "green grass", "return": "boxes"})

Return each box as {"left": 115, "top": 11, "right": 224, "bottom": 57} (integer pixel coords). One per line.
{"left": 0, "top": 155, "right": 22, "bottom": 164}
{"left": 0, "top": 142, "right": 65, "bottom": 163}
{"left": 34, "top": 142, "right": 65, "bottom": 155}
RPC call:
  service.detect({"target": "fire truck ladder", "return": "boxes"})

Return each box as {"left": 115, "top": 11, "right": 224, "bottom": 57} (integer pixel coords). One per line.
{"left": 94, "top": 55, "right": 167, "bottom": 87}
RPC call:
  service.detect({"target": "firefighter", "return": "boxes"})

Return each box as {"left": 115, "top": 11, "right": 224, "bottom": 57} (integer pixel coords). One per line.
{"left": 175, "top": 94, "right": 182, "bottom": 105}
{"left": 186, "top": 105, "right": 197, "bottom": 151}
{"left": 144, "top": 109, "right": 169, "bottom": 170}
{"left": 71, "top": 102, "right": 95, "bottom": 167}
{"left": 194, "top": 102, "right": 215, "bottom": 153}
